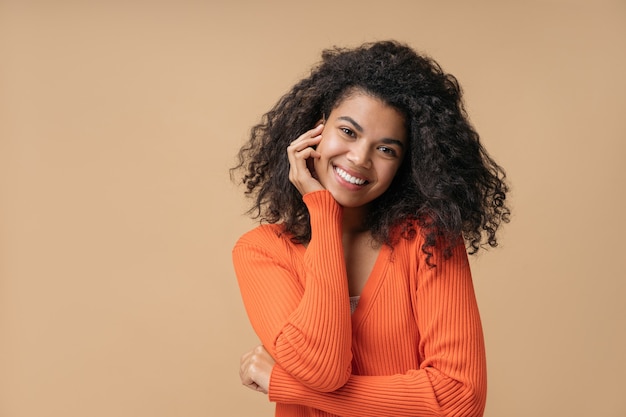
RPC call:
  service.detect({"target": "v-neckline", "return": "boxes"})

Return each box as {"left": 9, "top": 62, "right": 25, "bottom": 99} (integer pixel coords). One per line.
{"left": 294, "top": 238, "right": 391, "bottom": 327}
{"left": 350, "top": 244, "right": 390, "bottom": 327}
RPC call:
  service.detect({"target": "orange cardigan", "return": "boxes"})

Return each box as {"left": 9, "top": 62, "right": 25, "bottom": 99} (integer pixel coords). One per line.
{"left": 233, "top": 190, "right": 487, "bottom": 417}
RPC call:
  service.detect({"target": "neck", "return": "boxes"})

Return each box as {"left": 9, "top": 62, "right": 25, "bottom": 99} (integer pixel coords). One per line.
{"left": 342, "top": 205, "right": 369, "bottom": 235}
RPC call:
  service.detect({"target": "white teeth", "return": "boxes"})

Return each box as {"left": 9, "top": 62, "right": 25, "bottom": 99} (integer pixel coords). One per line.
{"left": 335, "top": 167, "right": 366, "bottom": 185}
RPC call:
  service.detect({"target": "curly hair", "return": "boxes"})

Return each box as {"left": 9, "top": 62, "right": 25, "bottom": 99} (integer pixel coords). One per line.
{"left": 232, "top": 40, "right": 510, "bottom": 264}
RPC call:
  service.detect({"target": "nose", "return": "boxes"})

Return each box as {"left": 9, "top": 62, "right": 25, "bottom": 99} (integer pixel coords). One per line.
{"left": 346, "top": 141, "right": 372, "bottom": 168}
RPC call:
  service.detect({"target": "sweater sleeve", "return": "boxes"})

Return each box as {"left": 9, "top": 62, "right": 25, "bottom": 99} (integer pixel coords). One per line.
{"left": 267, "top": 238, "right": 487, "bottom": 417}
{"left": 232, "top": 190, "right": 352, "bottom": 392}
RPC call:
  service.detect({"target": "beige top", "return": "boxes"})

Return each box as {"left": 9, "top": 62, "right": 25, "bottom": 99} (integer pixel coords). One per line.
{"left": 349, "top": 296, "right": 360, "bottom": 314}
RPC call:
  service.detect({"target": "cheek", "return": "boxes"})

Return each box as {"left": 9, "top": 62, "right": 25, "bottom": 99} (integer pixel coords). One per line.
{"left": 316, "top": 133, "right": 344, "bottom": 157}
{"left": 380, "top": 163, "right": 403, "bottom": 184}
{"left": 313, "top": 137, "right": 339, "bottom": 179}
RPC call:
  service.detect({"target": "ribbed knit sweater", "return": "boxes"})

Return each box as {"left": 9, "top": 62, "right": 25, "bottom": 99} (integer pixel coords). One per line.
{"left": 233, "top": 190, "right": 487, "bottom": 417}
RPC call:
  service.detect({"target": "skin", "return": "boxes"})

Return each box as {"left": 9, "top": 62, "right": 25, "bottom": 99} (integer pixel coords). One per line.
{"left": 240, "top": 92, "right": 408, "bottom": 395}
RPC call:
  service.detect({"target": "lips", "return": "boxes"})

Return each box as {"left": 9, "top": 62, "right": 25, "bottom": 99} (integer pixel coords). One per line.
{"left": 334, "top": 166, "right": 368, "bottom": 186}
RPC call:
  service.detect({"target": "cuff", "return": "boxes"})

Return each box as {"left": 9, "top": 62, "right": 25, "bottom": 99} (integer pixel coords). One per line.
{"left": 302, "top": 190, "right": 342, "bottom": 226}
{"left": 268, "top": 364, "right": 303, "bottom": 404}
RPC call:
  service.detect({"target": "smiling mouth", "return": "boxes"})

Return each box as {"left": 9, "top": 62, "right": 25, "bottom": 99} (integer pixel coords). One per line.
{"left": 334, "top": 166, "right": 368, "bottom": 185}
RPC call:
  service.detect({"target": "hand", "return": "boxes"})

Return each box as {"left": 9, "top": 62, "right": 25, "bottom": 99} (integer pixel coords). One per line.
{"left": 239, "top": 345, "right": 276, "bottom": 394}
{"left": 287, "top": 124, "right": 325, "bottom": 195}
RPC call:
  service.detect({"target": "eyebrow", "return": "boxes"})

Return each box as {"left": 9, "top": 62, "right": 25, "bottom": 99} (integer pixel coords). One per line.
{"left": 337, "top": 116, "right": 405, "bottom": 149}
{"left": 338, "top": 116, "right": 364, "bottom": 133}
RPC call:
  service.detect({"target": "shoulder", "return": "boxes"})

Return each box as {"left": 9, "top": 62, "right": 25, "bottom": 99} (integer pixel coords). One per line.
{"left": 233, "top": 224, "right": 300, "bottom": 258}
{"left": 390, "top": 220, "right": 467, "bottom": 266}
{"left": 232, "top": 224, "right": 306, "bottom": 278}
{"left": 389, "top": 220, "right": 425, "bottom": 254}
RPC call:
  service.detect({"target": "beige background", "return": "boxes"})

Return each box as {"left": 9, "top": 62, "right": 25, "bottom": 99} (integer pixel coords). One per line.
{"left": 1, "top": 1, "right": 625, "bottom": 416}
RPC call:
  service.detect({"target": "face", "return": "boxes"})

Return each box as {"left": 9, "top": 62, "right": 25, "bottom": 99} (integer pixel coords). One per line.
{"left": 313, "top": 92, "right": 407, "bottom": 209}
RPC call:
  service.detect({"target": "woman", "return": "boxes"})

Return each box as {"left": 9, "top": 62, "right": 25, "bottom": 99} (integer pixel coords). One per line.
{"left": 231, "top": 40, "right": 510, "bottom": 417}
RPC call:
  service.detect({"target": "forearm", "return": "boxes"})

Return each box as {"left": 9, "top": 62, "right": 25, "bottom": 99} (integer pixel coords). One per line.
{"left": 271, "top": 270, "right": 352, "bottom": 391}
{"left": 234, "top": 190, "right": 353, "bottom": 391}
{"left": 269, "top": 365, "right": 486, "bottom": 417}
{"left": 279, "top": 190, "right": 352, "bottom": 389}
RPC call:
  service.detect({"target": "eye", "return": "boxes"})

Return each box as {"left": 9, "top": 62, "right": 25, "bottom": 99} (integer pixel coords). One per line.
{"left": 377, "top": 146, "right": 398, "bottom": 157}
{"left": 340, "top": 127, "right": 356, "bottom": 138}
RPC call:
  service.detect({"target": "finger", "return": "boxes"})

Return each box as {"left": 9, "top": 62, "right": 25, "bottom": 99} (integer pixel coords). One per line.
{"left": 243, "top": 380, "right": 260, "bottom": 391}
{"left": 288, "top": 151, "right": 319, "bottom": 184}
{"left": 288, "top": 124, "right": 324, "bottom": 147}
{"left": 239, "top": 349, "right": 256, "bottom": 381}
{"left": 288, "top": 136, "right": 323, "bottom": 155}
{"left": 241, "top": 361, "right": 267, "bottom": 394}
{"left": 287, "top": 148, "right": 319, "bottom": 180}
{"left": 297, "top": 123, "right": 324, "bottom": 141}
{"left": 240, "top": 360, "right": 257, "bottom": 388}
{"left": 239, "top": 351, "right": 250, "bottom": 370}
{"left": 292, "top": 147, "right": 320, "bottom": 162}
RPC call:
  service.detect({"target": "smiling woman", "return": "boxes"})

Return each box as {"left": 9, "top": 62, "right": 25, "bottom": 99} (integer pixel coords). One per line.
{"left": 230, "top": 40, "right": 510, "bottom": 417}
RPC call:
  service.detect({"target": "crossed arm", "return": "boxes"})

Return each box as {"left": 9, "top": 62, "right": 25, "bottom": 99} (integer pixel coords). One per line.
{"left": 234, "top": 195, "right": 486, "bottom": 416}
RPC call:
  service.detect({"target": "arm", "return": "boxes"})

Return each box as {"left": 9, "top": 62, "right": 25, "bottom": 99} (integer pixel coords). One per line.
{"left": 233, "top": 190, "right": 353, "bottom": 392}
{"left": 266, "top": 238, "right": 487, "bottom": 417}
